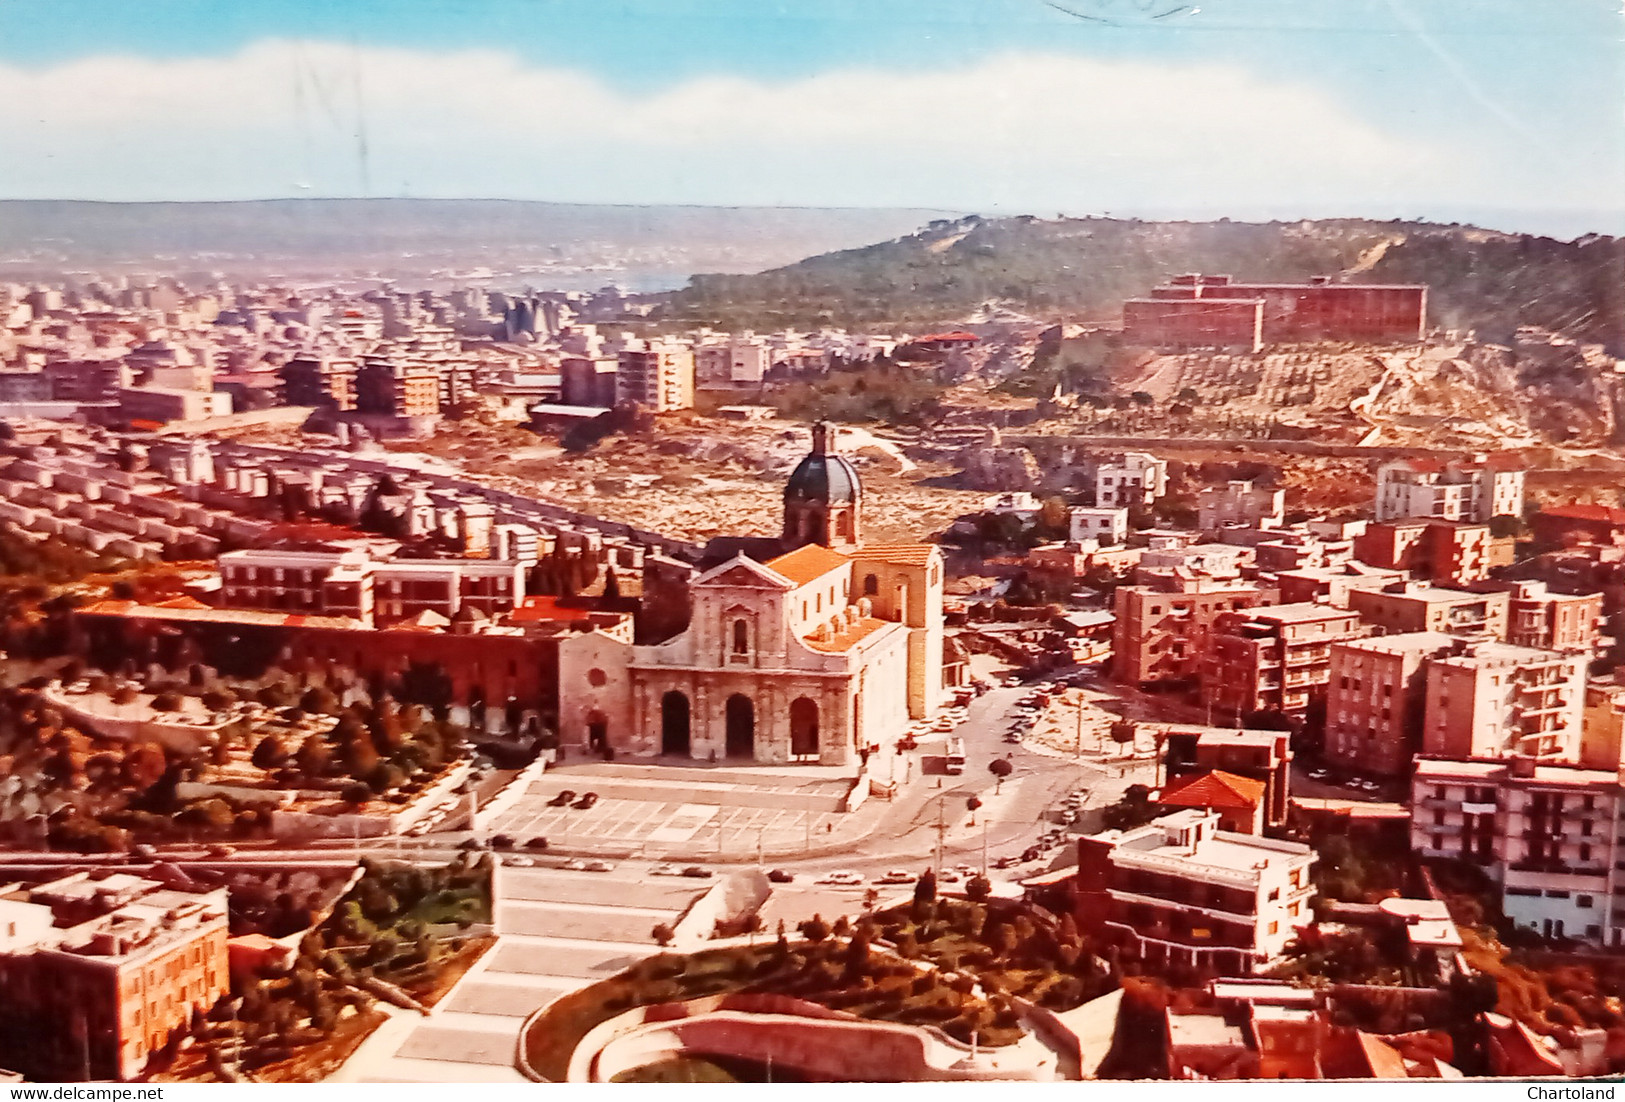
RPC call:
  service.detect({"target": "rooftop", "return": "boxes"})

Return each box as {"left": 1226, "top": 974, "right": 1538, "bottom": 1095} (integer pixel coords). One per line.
{"left": 1337, "top": 631, "right": 1458, "bottom": 656}
{"left": 1160, "top": 770, "right": 1266, "bottom": 812}
{"left": 765, "top": 543, "right": 852, "bottom": 586}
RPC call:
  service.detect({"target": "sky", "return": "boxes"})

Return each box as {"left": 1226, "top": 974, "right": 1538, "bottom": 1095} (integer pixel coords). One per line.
{"left": 0, "top": 0, "right": 1620, "bottom": 237}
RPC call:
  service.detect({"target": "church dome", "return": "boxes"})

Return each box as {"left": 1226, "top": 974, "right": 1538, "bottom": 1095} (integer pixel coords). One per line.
{"left": 784, "top": 423, "right": 860, "bottom": 504}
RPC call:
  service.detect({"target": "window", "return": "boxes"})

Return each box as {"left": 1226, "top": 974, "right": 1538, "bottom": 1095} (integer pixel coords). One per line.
{"left": 732, "top": 619, "right": 749, "bottom": 654}
{"left": 863, "top": 574, "right": 878, "bottom": 597}
{"left": 1581, "top": 844, "right": 1592, "bottom": 862}
{"left": 1578, "top": 894, "right": 1595, "bottom": 909}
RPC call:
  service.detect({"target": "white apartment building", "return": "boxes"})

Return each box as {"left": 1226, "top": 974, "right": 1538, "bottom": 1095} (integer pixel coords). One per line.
{"left": 217, "top": 548, "right": 527, "bottom": 626}
{"left": 1070, "top": 507, "right": 1129, "bottom": 546}
{"left": 1096, "top": 452, "right": 1169, "bottom": 509}
{"left": 1412, "top": 757, "right": 1624, "bottom": 945}
{"left": 1199, "top": 481, "right": 1285, "bottom": 532}
{"left": 1375, "top": 457, "right": 1524, "bottom": 524}
{"left": 1077, "top": 809, "right": 1317, "bottom": 976}
{"left": 1421, "top": 641, "right": 1586, "bottom": 763}
{"left": 615, "top": 340, "right": 695, "bottom": 411}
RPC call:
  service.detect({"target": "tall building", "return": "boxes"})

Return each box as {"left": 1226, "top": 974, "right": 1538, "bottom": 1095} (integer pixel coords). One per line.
{"left": 0, "top": 873, "right": 229, "bottom": 1081}
{"left": 1112, "top": 578, "right": 1271, "bottom": 688}
{"left": 1491, "top": 580, "right": 1605, "bottom": 655}
{"left": 1375, "top": 456, "right": 1524, "bottom": 524}
{"left": 278, "top": 354, "right": 358, "bottom": 411}
{"left": 1324, "top": 632, "right": 1458, "bottom": 776}
{"left": 1200, "top": 604, "right": 1368, "bottom": 719}
{"left": 1075, "top": 809, "right": 1317, "bottom": 976}
{"left": 1347, "top": 581, "right": 1509, "bottom": 640}
{"left": 1353, "top": 519, "right": 1495, "bottom": 586}
{"left": 1421, "top": 641, "right": 1586, "bottom": 762}
{"left": 616, "top": 341, "right": 695, "bottom": 411}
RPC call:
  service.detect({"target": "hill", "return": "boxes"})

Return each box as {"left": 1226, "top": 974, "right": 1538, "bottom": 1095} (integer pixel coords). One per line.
{"left": 663, "top": 216, "right": 1625, "bottom": 350}
{"left": 0, "top": 198, "right": 954, "bottom": 289}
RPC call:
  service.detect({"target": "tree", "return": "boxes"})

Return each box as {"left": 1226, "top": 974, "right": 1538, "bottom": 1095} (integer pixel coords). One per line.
{"left": 988, "top": 758, "right": 1013, "bottom": 793}
{"left": 150, "top": 691, "right": 183, "bottom": 713}
{"left": 111, "top": 685, "right": 139, "bottom": 706}
{"left": 1130, "top": 391, "right": 1154, "bottom": 407}
{"left": 966, "top": 875, "right": 992, "bottom": 902}
{"left": 300, "top": 686, "right": 340, "bottom": 715}
{"left": 250, "top": 736, "right": 287, "bottom": 771}
{"left": 844, "top": 929, "right": 871, "bottom": 981}
{"left": 966, "top": 795, "right": 983, "bottom": 826}
{"left": 914, "top": 869, "right": 937, "bottom": 905}
{"left": 295, "top": 736, "right": 332, "bottom": 778}
{"left": 124, "top": 742, "right": 168, "bottom": 789}
{"left": 651, "top": 923, "right": 675, "bottom": 947}
{"left": 798, "top": 914, "right": 831, "bottom": 944}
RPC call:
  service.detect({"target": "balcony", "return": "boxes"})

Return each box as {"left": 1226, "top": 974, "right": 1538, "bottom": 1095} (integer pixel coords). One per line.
{"left": 1109, "top": 887, "right": 1257, "bottom": 926}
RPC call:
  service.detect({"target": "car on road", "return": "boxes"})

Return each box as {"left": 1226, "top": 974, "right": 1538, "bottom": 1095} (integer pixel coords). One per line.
{"left": 1003, "top": 734, "right": 1022, "bottom": 744}
{"left": 681, "top": 866, "right": 713, "bottom": 878}
{"left": 1306, "top": 768, "right": 1328, "bottom": 781}
{"left": 548, "top": 790, "right": 577, "bottom": 807}
{"left": 563, "top": 858, "right": 614, "bottom": 872}
{"left": 574, "top": 792, "right": 600, "bottom": 809}
{"left": 206, "top": 844, "right": 236, "bottom": 857}
{"left": 524, "top": 837, "right": 550, "bottom": 850}
{"left": 504, "top": 855, "right": 535, "bottom": 867}
{"left": 937, "top": 870, "right": 961, "bottom": 884}
{"left": 652, "top": 864, "right": 680, "bottom": 876}
{"left": 1004, "top": 676, "right": 1023, "bottom": 687}
{"left": 767, "top": 868, "right": 794, "bottom": 883}
{"left": 131, "top": 843, "right": 158, "bottom": 859}
{"left": 1021, "top": 846, "right": 1042, "bottom": 862}
{"left": 490, "top": 834, "right": 515, "bottom": 849}
{"left": 994, "top": 856, "right": 1017, "bottom": 870}
{"left": 458, "top": 838, "right": 485, "bottom": 851}
{"left": 954, "top": 864, "right": 978, "bottom": 878}
{"left": 816, "top": 870, "right": 865, "bottom": 885}
{"left": 876, "top": 869, "right": 914, "bottom": 884}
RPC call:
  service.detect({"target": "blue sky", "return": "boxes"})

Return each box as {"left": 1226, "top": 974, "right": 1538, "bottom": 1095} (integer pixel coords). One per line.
{"left": 0, "top": 0, "right": 1620, "bottom": 236}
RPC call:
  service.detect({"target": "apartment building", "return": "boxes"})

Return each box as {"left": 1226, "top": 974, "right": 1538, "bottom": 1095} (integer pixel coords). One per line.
{"left": 1112, "top": 578, "right": 1271, "bottom": 688}
{"left": 1347, "top": 581, "right": 1509, "bottom": 639}
{"left": 1486, "top": 580, "right": 1605, "bottom": 655}
{"left": 1324, "top": 632, "right": 1458, "bottom": 776}
{"left": 42, "top": 358, "right": 135, "bottom": 401}
{"left": 1353, "top": 519, "right": 1495, "bottom": 585}
{"left": 1375, "top": 456, "right": 1525, "bottom": 524}
{"left": 1531, "top": 503, "right": 1625, "bottom": 549}
{"left": 616, "top": 341, "right": 695, "bottom": 411}
{"left": 1421, "top": 641, "right": 1586, "bottom": 762}
{"left": 1095, "top": 452, "right": 1169, "bottom": 509}
{"left": 0, "top": 873, "right": 229, "bottom": 1081}
{"left": 355, "top": 359, "right": 440, "bottom": 419}
{"left": 278, "top": 354, "right": 358, "bottom": 411}
{"left": 1200, "top": 603, "right": 1367, "bottom": 719}
{"left": 1411, "top": 758, "right": 1623, "bottom": 945}
{"left": 116, "top": 385, "right": 231, "bottom": 424}
{"left": 1199, "top": 481, "right": 1285, "bottom": 532}
{"left": 217, "top": 548, "right": 527, "bottom": 627}
{"left": 1138, "top": 541, "right": 1251, "bottom": 582}
{"left": 1076, "top": 809, "right": 1317, "bottom": 976}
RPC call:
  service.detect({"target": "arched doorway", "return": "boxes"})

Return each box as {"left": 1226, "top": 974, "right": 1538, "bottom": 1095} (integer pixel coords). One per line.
{"left": 725, "top": 694, "right": 755, "bottom": 759}
{"left": 661, "top": 691, "right": 691, "bottom": 756}
{"left": 586, "top": 710, "right": 608, "bottom": 753}
{"left": 790, "top": 697, "right": 819, "bottom": 759}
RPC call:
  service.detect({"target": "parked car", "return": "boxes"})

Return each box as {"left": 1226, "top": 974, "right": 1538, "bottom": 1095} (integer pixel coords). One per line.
{"left": 767, "top": 868, "right": 795, "bottom": 883}
{"left": 458, "top": 838, "right": 485, "bottom": 851}
{"left": 876, "top": 869, "right": 914, "bottom": 884}
{"left": 504, "top": 855, "right": 535, "bottom": 868}
{"left": 563, "top": 858, "right": 613, "bottom": 872}
{"left": 994, "top": 856, "right": 1017, "bottom": 870}
{"left": 131, "top": 843, "right": 158, "bottom": 860}
{"left": 1021, "top": 846, "right": 1042, "bottom": 862}
{"left": 206, "top": 844, "right": 236, "bottom": 857}
{"left": 1306, "top": 768, "right": 1328, "bottom": 781}
{"left": 937, "top": 870, "right": 962, "bottom": 884}
{"left": 816, "top": 870, "right": 865, "bottom": 885}
{"left": 547, "top": 790, "right": 577, "bottom": 807}
{"left": 681, "top": 866, "right": 712, "bottom": 878}
{"left": 490, "top": 834, "right": 515, "bottom": 849}
{"left": 574, "top": 792, "right": 600, "bottom": 809}
{"left": 652, "top": 863, "right": 680, "bottom": 876}
{"left": 524, "top": 837, "right": 550, "bottom": 851}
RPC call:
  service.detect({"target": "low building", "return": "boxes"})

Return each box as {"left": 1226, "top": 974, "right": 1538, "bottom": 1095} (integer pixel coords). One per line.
{"left": 616, "top": 341, "right": 695, "bottom": 412}
{"left": 1275, "top": 563, "right": 1406, "bottom": 608}
{"left": 1198, "top": 481, "right": 1284, "bottom": 532}
{"left": 1530, "top": 503, "right": 1625, "bottom": 549}
{"left": 1075, "top": 809, "right": 1316, "bottom": 976}
{"left": 1347, "top": 581, "right": 1509, "bottom": 640}
{"left": 1069, "top": 506, "right": 1128, "bottom": 545}
{"left": 1481, "top": 580, "right": 1604, "bottom": 655}
{"left": 1324, "top": 632, "right": 1458, "bottom": 777}
{"left": 1421, "top": 641, "right": 1586, "bottom": 763}
{"left": 0, "top": 872, "right": 229, "bottom": 1081}
{"left": 1411, "top": 757, "right": 1623, "bottom": 945}
{"left": 1162, "top": 727, "right": 1293, "bottom": 828}
{"left": 1199, "top": 603, "right": 1367, "bottom": 720}
{"left": 1158, "top": 770, "right": 1267, "bottom": 834}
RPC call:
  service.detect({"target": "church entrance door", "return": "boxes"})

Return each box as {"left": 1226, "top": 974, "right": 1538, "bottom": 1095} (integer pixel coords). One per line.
{"left": 790, "top": 697, "right": 819, "bottom": 759}
{"left": 725, "top": 694, "right": 755, "bottom": 759}
{"left": 661, "top": 691, "right": 691, "bottom": 756}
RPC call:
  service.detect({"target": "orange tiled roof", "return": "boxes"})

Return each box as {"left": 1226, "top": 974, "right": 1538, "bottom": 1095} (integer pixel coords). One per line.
{"left": 1159, "top": 769, "right": 1265, "bottom": 811}
{"left": 764, "top": 543, "right": 852, "bottom": 586}
{"left": 854, "top": 542, "right": 938, "bottom": 566}
{"left": 802, "top": 616, "right": 893, "bottom": 653}
{"left": 76, "top": 599, "right": 364, "bottom": 631}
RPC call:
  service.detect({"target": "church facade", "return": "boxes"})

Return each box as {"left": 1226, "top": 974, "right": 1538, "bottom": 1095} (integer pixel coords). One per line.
{"left": 558, "top": 423, "right": 945, "bottom": 766}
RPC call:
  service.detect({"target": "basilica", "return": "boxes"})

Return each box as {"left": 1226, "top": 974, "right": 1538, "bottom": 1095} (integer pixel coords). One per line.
{"left": 558, "top": 422, "right": 946, "bottom": 766}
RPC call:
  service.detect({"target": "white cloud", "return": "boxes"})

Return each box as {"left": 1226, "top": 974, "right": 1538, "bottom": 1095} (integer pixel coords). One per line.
{"left": 0, "top": 38, "right": 1519, "bottom": 214}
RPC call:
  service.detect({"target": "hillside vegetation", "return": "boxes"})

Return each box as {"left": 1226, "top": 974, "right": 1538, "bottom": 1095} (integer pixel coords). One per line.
{"left": 664, "top": 216, "right": 1625, "bottom": 350}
